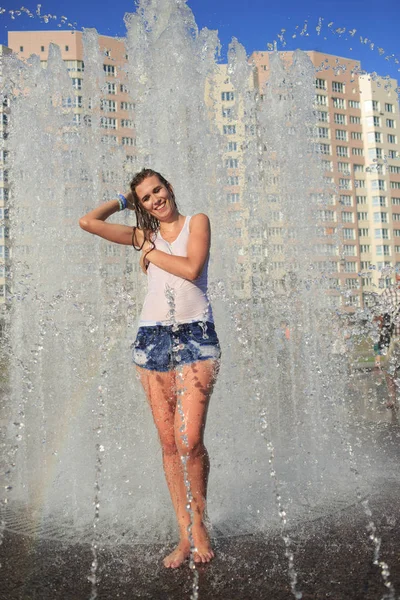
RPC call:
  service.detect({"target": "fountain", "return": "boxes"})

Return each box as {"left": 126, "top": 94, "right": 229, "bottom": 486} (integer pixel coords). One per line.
{"left": 0, "top": 1, "right": 399, "bottom": 598}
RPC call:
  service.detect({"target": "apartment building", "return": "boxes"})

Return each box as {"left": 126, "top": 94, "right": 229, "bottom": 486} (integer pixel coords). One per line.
{"left": 6, "top": 31, "right": 139, "bottom": 300}
{"left": 0, "top": 44, "right": 12, "bottom": 311}
{"left": 5, "top": 32, "right": 400, "bottom": 309}
{"left": 358, "top": 75, "right": 400, "bottom": 303}
{"left": 250, "top": 51, "right": 400, "bottom": 308}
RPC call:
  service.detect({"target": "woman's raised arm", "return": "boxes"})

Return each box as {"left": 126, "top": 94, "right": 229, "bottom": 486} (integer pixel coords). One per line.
{"left": 79, "top": 192, "right": 144, "bottom": 247}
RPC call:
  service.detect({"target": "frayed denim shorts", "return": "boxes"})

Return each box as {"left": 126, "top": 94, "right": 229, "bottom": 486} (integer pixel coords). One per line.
{"left": 132, "top": 321, "right": 221, "bottom": 372}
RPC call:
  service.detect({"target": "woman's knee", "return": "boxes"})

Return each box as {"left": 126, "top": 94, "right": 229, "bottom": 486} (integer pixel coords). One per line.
{"left": 175, "top": 436, "right": 206, "bottom": 458}
{"left": 160, "top": 437, "right": 178, "bottom": 457}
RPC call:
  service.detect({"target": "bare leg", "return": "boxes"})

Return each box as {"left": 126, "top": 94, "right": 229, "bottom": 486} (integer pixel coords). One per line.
{"left": 136, "top": 366, "right": 191, "bottom": 568}
{"left": 136, "top": 359, "right": 219, "bottom": 567}
{"left": 174, "top": 359, "right": 219, "bottom": 564}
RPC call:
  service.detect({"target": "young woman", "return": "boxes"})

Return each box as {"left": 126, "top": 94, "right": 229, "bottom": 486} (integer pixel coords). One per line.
{"left": 79, "top": 168, "right": 221, "bottom": 568}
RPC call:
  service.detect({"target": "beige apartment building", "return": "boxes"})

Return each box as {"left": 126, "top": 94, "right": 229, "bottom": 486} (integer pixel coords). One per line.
{"left": 359, "top": 74, "right": 400, "bottom": 300}
{"left": 4, "top": 32, "right": 400, "bottom": 310}
{"left": 250, "top": 50, "right": 400, "bottom": 308}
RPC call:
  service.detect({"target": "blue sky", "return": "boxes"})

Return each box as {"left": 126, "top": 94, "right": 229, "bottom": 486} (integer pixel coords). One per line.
{"left": 1, "top": 0, "right": 399, "bottom": 81}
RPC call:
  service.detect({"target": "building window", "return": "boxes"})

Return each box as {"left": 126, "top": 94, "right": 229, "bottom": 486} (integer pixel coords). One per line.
{"left": 350, "top": 115, "right": 361, "bottom": 124}
{"left": 338, "top": 162, "right": 351, "bottom": 174}
{"left": 394, "top": 213, "right": 400, "bottom": 221}
{"left": 227, "top": 176, "right": 239, "bottom": 185}
{"left": 388, "top": 134, "right": 397, "bottom": 144}
{"left": 64, "top": 60, "right": 84, "bottom": 72}
{"left": 332, "top": 81, "right": 345, "bottom": 93}
{"left": 360, "top": 245, "right": 370, "bottom": 253}
{"left": 223, "top": 125, "right": 236, "bottom": 135}
{"left": 352, "top": 147, "right": 364, "bottom": 156}
{"left": 339, "top": 178, "right": 352, "bottom": 190}
{"left": 385, "top": 103, "right": 394, "bottom": 113}
{"left": 334, "top": 113, "right": 346, "bottom": 125}
{"left": 121, "top": 119, "right": 134, "bottom": 128}
{"left": 106, "top": 82, "right": 116, "bottom": 94}
{"left": 391, "top": 182, "right": 400, "bottom": 190}
{"left": 332, "top": 97, "right": 346, "bottom": 109}
{"left": 392, "top": 198, "right": 400, "bottom": 205}
{"left": 357, "top": 213, "right": 368, "bottom": 221}
{"left": 373, "top": 212, "right": 388, "bottom": 223}
{"left": 343, "top": 245, "right": 356, "bottom": 256}
{"left": 122, "top": 137, "right": 135, "bottom": 146}
{"left": 372, "top": 196, "right": 387, "bottom": 206}
{"left": 368, "top": 132, "right": 382, "bottom": 144}
{"left": 349, "top": 100, "right": 360, "bottom": 109}
{"left": 100, "top": 117, "right": 117, "bottom": 129}
{"left": 386, "top": 119, "right": 396, "bottom": 128}
{"left": 315, "top": 95, "right": 328, "bottom": 106}
{"left": 370, "top": 180, "right": 385, "bottom": 191}
{"left": 318, "top": 127, "right": 329, "bottom": 138}
{"left": 101, "top": 99, "right": 116, "bottom": 112}
{"left": 227, "top": 142, "right": 237, "bottom": 152}
{"left": 375, "top": 229, "right": 390, "bottom": 239}
{"left": 103, "top": 64, "right": 116, "bottom": 76}
{"left": 336, "top": 146, "right": 349, "bottom": 157}
{"left": 19, "top": 46, "right": 23, "bottom": 52}
{"left": 356, "top": 196, "right": 367, "bottom": 204}
{"left": 355, "top": 180, "right": 365, "bottom": 188}
{"left": 373, "top": 100, "right": 380, "bottom": 111}
{"left": 389, "top": 150, "right": 399, "bottom": 159}
{"left": 120, "top": 102, "right": 135, "bottom": 111}
{"left": 72, "top": 77, "right": 82, "bottom": 90}
{"left": 317, "top": 110, "right": 329, "bottom": 122}
{"left": 221, "top": 91, "right": 234, "bottom": 101}
{"left": 225, "top": 158, "right": 239, "bottom": 168}
{"left": 227, "top": 193, "right": 240, "bottom": 203}
{"left": 376, "top": 245, "right": 391, "bottom": 256}
{"left": 343, "top": 228, "right": 355, "bottom": 240}
{"left": 344, "top": 261, "right": 357, "bottom": 273}
{"left": 351, "top": 131, "right": 363, "bottom": 140}
{"left": 65, "top": 45, "right": 69, "bottom": 51}
{"left": 315, "top": 143, "right": 331, "bottom": 155}
{"left": 315, "top": 78, "right": 327, "bottom": 90}
{"left": 339, "top": 195, "right": 352, "bottom": 206}
{"left": 342, "top": 211, "right": 354, "bottom": 223}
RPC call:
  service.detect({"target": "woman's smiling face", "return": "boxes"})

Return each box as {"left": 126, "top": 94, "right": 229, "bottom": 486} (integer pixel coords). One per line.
{"left": 135, "top": 174, "right": 175, "bottom": 220}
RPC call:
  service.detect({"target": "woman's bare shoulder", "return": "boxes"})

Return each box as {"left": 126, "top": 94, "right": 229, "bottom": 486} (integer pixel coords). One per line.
{"left": 189, "top": 213, "right": 210, "bottom": 230}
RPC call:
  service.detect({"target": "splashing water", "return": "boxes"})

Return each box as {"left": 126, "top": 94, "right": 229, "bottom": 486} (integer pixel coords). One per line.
{"left": 0, "top": 1, "right": 399, "bottom": 598}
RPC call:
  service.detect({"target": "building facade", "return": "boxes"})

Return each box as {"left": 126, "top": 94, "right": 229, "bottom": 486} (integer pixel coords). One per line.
{"left": 5, "top": 33, "right": 400, "bottom": 309}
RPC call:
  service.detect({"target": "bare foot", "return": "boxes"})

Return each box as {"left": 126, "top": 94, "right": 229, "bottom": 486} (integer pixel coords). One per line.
{"left": 163, "top": 540, "right": 191, "bottom": 569}
{"left": 192, "top": 522, "right": 214, "bottom": 564}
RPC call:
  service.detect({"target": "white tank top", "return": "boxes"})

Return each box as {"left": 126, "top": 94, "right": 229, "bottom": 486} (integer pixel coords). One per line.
{"left": 139, "top": 215, "right": 214, "bottom": 326}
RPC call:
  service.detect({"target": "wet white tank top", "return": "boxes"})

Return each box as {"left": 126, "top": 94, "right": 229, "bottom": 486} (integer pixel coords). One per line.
{"left": 139, "top": 215, "right": 214, "bottom": 326}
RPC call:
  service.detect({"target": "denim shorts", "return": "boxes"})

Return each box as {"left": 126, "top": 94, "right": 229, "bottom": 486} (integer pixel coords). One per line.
{"left": 132, "top": 321, "right": 221, "bottom": 372}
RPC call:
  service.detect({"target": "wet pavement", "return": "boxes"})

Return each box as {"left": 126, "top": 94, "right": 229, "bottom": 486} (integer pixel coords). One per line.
{"left": 0, "top": 481, "right": 399, "bottom": 600}
{"left": 1, "top": 368, "right": 400, "bottom": 599}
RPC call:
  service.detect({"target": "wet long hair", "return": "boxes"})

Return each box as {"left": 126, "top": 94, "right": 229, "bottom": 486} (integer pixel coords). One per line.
{"left": 129, "top": 168, "right": 178, "bottom": 251}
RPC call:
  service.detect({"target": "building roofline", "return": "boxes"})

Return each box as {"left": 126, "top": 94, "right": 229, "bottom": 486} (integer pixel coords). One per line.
{"left": 8, "top": 30, "right": 124, "bottom": 40}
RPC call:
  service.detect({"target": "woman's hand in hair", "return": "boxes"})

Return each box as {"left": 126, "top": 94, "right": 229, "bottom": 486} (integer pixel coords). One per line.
{"left": 125, "top": 190, "right": 135, "bottom": 209}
